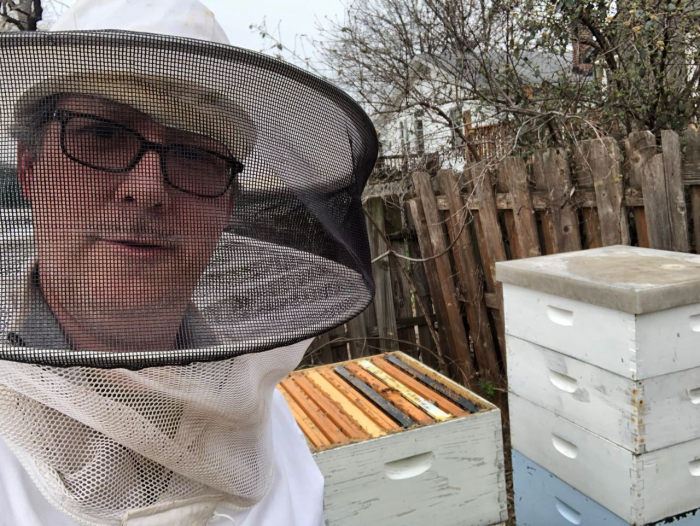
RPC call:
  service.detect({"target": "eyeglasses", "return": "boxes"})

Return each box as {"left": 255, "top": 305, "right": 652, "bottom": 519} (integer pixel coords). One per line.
{"left": 50, "top": 110, "right": 245, "bottom": 198}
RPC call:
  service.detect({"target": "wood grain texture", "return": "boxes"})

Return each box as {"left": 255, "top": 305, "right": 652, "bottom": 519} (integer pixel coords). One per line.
{"left": 280, "top": 378, "right": 349, "bottom": 445}
{"left": 277, "top": 385, "right": 331, "bottom": 449}
{"left": 305, "top": 370, "right": 385, "bottom": 438}
{"left": 661, "top": 130, "right": 691, "bottom": 252}
{"left": 532, "top": 148, "right": 581, "bottom": 254}
{"left": 470, "top": 164, "right": 508, "bottom": 362}
{"left": 318, "top": 367, "right": 400, "bottom": 431}
{"left": 575, "top": 138, "right": 630, "bottom": 246}
{"left": 498, "top": 156, "right": 541, "bottom": 259}
{"left": 365, "top": 197, "right": 400, "bottom": 352}
{"left": 370, "top": 356, "right": 468, "bottom": 416}
{"left": 293, "top": 374, "right": 367, "bottom": 440}
{"left": 437, "top": 169, "right": 501, "bottom": 379}
{"left": 413, "top": 172, "right": 475, "bottom": 383}
{"left": 345, "top": 362, "right": 435, "bottom": 426}
{"left": 407, "top": 198, "right": 450, "bottom": 370}
{"left": 314, "top": 410, "right": 507, "bottom": 526}
{"left": 642, "top": 153, "right": 675, "bottom": 250}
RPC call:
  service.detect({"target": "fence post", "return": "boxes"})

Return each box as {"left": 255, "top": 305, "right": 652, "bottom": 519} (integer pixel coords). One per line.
{"left": 437, "top": 169, "right": 501, "bottom": 380}
{"left": 365, "top": 197, "right": 399, "bottom": 352}
{"left": 412, "top": 171, "right": 475, "bottom": 385}
{"left": 532, "top": 147, "right": 581, "bottom": 254}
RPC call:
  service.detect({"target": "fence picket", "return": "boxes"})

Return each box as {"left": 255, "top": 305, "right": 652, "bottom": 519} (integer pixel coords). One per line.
{"left": 576, "top": 138, "right": 629, "bottom": 246}
{"left": 532, "top": 148, "right": 581, "bottom": 254}
{"left": 438, "top": 169, "right": 501, "bottom": 379}
{"left": 498, "top": 156, "right": 541, "bottom": 259}
{"left": 412, "top": 172, "right": 476, "bottom": 385}
{"left": 661, "top": 130, "right": 690, "bottom": 252}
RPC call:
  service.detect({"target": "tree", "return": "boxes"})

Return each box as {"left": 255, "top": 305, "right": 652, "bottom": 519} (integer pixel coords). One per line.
{"left": 1, "top": 0, "right": 66, "bottom": 31}
{"left": 314, "top": 0, "right": 700, "bottom": 159}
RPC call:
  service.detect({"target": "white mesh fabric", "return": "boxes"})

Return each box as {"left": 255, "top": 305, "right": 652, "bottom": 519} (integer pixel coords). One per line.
{"left": 0, "top": 339, "right": 308, "bottom": 524}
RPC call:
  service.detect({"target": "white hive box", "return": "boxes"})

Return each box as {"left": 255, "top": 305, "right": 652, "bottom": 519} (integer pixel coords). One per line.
{"left": 496, "top": 245, "right": 700, "bottom": 380}
{"left": 510, "top": 393, "right": 700, "bottom": 525}
{"left": 507, "top": 335, "right": 700, "bottom": 453}
{"left": 278, "top": 352, "right": 507, "bottom": 526}
{"left": 512, "top": 449, "right": 700, "bottom": 526}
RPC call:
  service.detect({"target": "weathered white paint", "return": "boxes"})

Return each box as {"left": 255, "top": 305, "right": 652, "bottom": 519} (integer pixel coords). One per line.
{"left": 504, "top": 284, "right": 700, "bottom": 379}
{"left": 314, "top": 409, "right": 507, "bottom": 526}
{"left": 507, "top": 336, "right": 700, "bottom": 453}
{"left": 510, "top": 394, "right": 700, "bottom": 525}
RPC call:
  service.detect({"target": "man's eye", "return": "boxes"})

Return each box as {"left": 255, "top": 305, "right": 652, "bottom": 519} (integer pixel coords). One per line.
{"left": 172, "top": 145, "right": 207, "bottom": 162}
{"left": 78, "top": 123, "right": 120, "bottom": 141}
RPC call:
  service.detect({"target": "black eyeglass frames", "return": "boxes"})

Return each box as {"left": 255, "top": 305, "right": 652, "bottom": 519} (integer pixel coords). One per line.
{"left": 50, "top": 110, "right": 245, "bottom": 198}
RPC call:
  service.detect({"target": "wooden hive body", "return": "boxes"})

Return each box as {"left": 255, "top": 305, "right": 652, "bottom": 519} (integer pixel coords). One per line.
{"left": 277, "top": 352, "right": 507, "bottom": 526}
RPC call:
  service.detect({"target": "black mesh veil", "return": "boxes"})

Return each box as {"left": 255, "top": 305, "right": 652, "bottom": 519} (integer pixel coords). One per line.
{"left": 0, "top": 30, "right": 377, "bottom": 369}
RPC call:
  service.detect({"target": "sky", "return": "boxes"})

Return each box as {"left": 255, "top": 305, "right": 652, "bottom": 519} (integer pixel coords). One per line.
{"left": 48, "top": 0, "right": 347, "bottom": 72}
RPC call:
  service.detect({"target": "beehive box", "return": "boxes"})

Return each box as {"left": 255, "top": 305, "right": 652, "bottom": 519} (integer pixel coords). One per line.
{"left": 277, "top": 352, "right": 507, "bottom": 526}
{"left": 510, "top": 393, "right": 700, "bottom": 525}
{"left": 512, "top": 450, "right": 700, "bottom": 526}
{"left": 507, "top": 335, "right": 700, "bottom": 453}
{"left": 496, "top": 245, "right": 700, "bottom": 380}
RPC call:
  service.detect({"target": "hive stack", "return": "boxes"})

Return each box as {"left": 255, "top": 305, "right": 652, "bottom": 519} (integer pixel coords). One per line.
{"left": 497, "top": 246, "right": 700, "bottom": 525}
{"left": 278, "top": 351, "right": 508, "bottom": 526}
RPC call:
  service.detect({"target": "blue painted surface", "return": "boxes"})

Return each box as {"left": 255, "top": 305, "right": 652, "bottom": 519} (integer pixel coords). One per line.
{"left": 512, "top": 450, "right": 700, "bottom": 526}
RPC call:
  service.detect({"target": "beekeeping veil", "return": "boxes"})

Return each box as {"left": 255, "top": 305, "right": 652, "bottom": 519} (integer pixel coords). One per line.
{"left": 0, "top": 0, "right": 376, "bottom": 524}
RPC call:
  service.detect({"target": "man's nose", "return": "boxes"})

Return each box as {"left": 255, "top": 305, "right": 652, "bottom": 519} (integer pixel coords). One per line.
{"left": 115, "top": 150, "right": 170, "bottom": 208}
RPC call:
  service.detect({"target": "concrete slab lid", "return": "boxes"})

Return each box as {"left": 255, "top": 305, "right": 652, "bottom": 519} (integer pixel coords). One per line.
{"left": 495, "top": 245, "right": 700, "bottom": 314}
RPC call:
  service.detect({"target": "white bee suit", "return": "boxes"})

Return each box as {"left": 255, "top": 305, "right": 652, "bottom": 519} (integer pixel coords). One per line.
{"left": 0, "top": 389, "right": 325, "bottom": 526}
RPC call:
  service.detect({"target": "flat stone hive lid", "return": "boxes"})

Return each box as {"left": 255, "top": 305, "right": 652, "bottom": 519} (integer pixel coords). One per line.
{"left": 496, "top": 245, "right": 700, "bottom": 314}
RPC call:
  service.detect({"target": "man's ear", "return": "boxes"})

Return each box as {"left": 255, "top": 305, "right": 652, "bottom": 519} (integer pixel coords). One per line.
{"left": 16, "top": 143, "right": 35, "bottom": 203}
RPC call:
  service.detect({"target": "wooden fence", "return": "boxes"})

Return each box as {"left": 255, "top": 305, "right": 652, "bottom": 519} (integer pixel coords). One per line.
{"left": 303, "top": 127, "right": 700, "bottom": 395}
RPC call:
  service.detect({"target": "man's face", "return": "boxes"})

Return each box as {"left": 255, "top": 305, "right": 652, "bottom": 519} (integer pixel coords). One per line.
{"left": 18, "top": 94, "right": 234, "bottom": 351}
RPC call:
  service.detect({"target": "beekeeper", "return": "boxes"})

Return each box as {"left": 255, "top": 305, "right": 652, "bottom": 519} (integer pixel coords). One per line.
{"left": 0, "top": 1, "right": 377, "bottom": 525}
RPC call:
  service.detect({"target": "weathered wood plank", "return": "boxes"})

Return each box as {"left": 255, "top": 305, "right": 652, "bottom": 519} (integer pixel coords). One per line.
{"left": 625, "top": 133, "right": 655, "bottom": 248}
{"left": 404, "top": 204, "right": 439, "bottom": 367}
{"left": 407, "top": 198, "right": 449, "bottom": 372}
{"left": 293, "top": 374, "right": 367, "bottom": 440}
{"left": 370, "top": 356, "right": 468, "bottom": 417}
{"left": 413, "top": 172, "right": 475, "bottom": 384}
{"left": 277, "top": 385, "right": 332, "bottom": 449}
{"left": 318, "top": 367, "right": 400, "bottom": 431}
{"left": 661, "top": 130, "right": 690, "bottom": 252}
{"left": 305, "top": 370, "right": 385, "bottom": 437}
{"left": 358, "top": 359, "right": 452, "bottom": 422}
{"left": 692, "top": 188, "right": 700, "bottom": 254}
{"left": 470, "top": 164, "right": 507, "bottom": 363}
{"left": 346, "top": 312, "right": 369, "bottom": 358}
{"left": 532, "top": 148, "right": 581, "bottom": 254}
{"left": 365, "top": 197, "right": 399, "bottom": 351}
{"left": 332, "top": 365, "right": 414, "bottom": 428}
{"left": 280, "top": 378, "right": 349, "bottom": 444}
{"left": 438, "top": 169, "right": 501, "bottom": 380}
{"left": 386, "top": 355, "right": 482, "bottom": 413}
{"left": 344, "top": 362, "right": 434, "bottom": 426}
{"left": 499, "top": 156, "right": 541, "bottom": 258}
{"left": 390, "top": 238, "right": 419, "bottom": 355}
{"left": 575, "top": 138, "right": 629, "bottom": 246}
{"left": 642, "top": 153, "right": 674, "bottom": 250}
{"left": 682, "top": 127, "right": 700, "bottom": 185}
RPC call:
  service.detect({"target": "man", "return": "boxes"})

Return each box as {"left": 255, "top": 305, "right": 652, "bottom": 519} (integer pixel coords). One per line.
{"left": 0, "top": 0, "right": 377, "bottom": 525}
